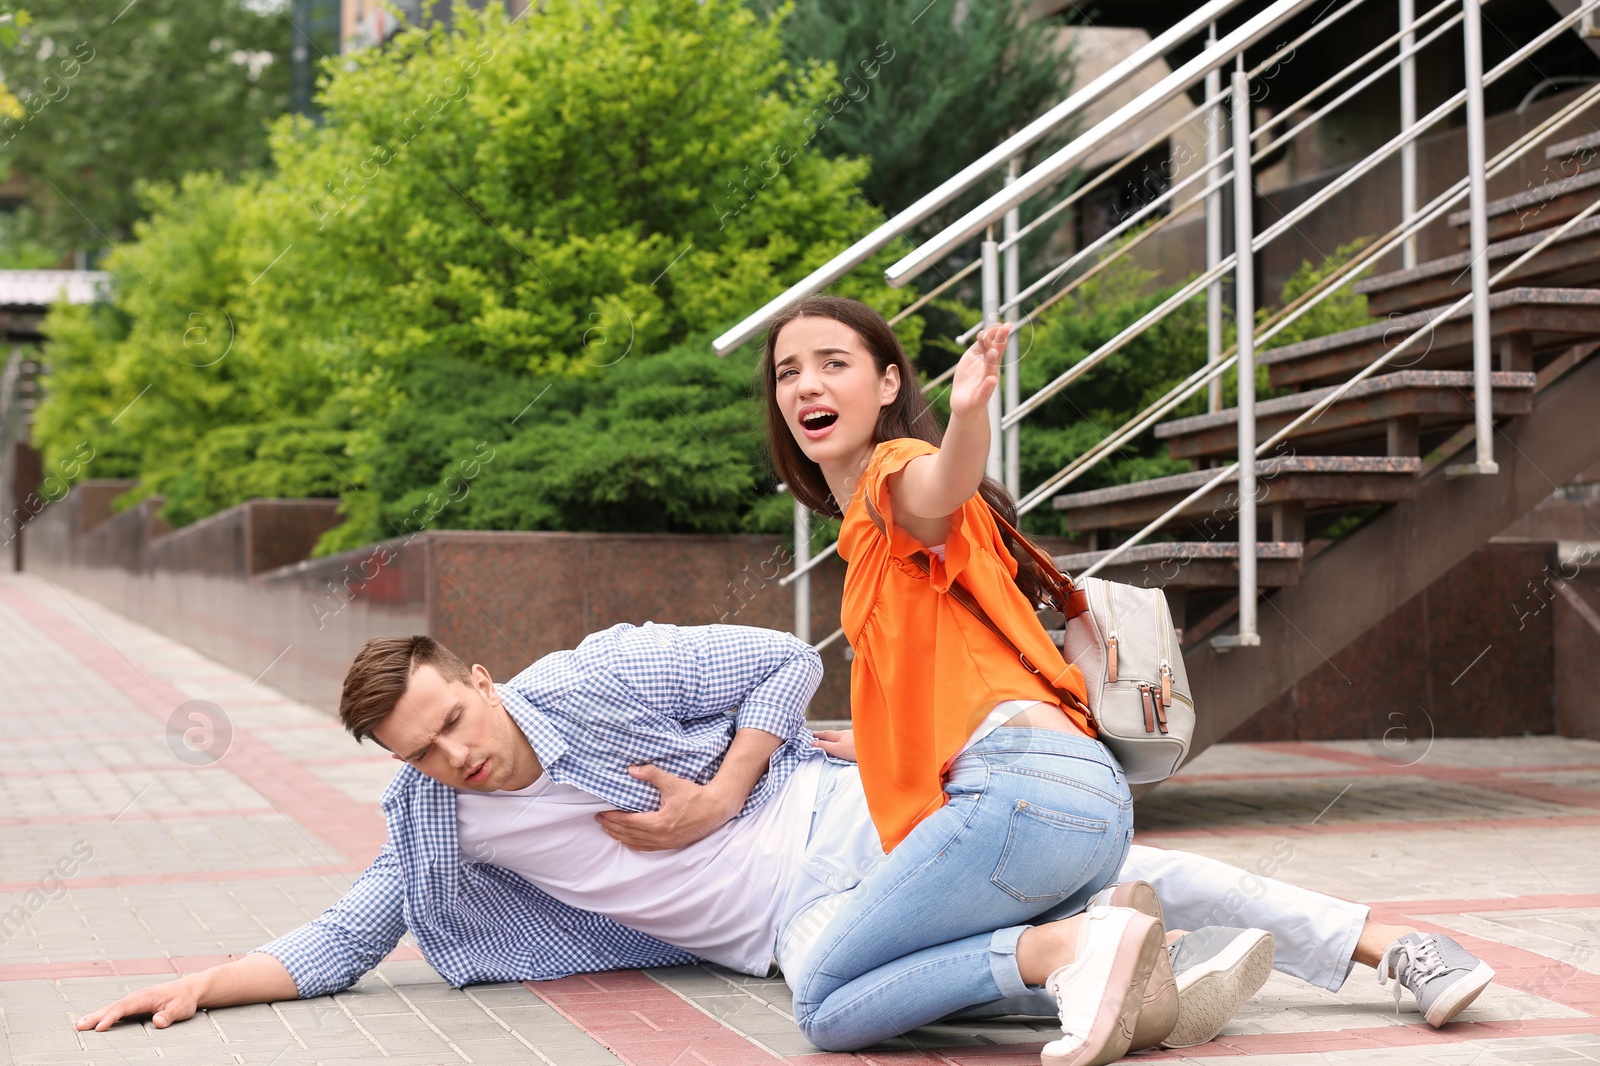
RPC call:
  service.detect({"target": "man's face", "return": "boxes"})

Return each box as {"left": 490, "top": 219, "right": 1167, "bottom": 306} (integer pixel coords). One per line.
{"left": 371, "top": 663, "right": 533, "bottom": 792}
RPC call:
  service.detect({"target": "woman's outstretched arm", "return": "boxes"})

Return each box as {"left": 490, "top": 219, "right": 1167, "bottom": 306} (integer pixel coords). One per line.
{"left": 890, "top": 322, "right": 1012, "bottom": 529}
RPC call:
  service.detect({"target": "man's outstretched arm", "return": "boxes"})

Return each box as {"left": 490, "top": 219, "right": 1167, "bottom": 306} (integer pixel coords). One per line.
{"left": 76, "top": 841, "right": 408, "bottom": 1030}
{"left": 76, "top": 951, "right": 299, "bottom": 1032}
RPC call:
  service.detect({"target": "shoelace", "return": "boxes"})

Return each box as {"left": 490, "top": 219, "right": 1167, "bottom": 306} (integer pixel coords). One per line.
{"left": 1377, "top": 936, "right": 1448, "bottom": 1011}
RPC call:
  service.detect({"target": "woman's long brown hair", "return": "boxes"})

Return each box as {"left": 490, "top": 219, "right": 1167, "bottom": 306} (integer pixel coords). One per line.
{"left": 758, "top": 294, "right": 1057, "bottom": 608}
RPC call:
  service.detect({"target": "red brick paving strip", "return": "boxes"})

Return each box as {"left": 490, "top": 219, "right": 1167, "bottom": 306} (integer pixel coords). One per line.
{"left": 7, "top": 580, "right": 1596, "bottom": 1060}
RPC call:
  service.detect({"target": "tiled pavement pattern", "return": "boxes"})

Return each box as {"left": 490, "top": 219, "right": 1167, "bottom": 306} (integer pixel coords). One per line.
{"left": 1, "top": 573, "right": 1598, "bottom": 1065}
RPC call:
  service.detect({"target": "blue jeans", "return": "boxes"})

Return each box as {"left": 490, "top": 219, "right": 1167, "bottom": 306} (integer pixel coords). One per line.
{"left": 787, "top": 727, "right": 1134, "bottom": 1051}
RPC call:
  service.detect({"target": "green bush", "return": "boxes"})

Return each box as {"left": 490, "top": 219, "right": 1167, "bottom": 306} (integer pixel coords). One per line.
{"left": 318, "top": 336, "right": 785, "bottom": 554}
{"left": 33, "top": 0, "right": 908, "bottom": 544}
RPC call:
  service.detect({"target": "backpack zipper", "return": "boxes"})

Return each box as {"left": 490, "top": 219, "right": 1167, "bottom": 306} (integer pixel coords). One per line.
{"left": 1103, "top": 582, "right": 1119, "bottom": 683}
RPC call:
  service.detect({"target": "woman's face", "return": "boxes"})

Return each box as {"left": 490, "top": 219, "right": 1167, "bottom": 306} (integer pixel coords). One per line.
{"left": 772, "top": 315, "right": 900, "bottom": 477}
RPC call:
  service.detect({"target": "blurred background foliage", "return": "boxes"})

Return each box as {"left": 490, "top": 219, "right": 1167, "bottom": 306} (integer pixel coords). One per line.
{"left": 19, "top": 0, "right": 1365, "bottom": 553}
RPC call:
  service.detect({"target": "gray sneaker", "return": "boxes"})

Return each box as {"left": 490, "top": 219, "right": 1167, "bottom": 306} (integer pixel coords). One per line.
{"left": 1377, "top": 933, "right": 1495, "bottom": 1027}
{"left": 1160, "top": 927, "right": 1275, "bottom": 1049}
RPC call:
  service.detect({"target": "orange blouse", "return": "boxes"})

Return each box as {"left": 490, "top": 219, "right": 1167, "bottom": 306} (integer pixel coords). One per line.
{"left": 837, "top": 437, "right": 1094, "bottom": 852}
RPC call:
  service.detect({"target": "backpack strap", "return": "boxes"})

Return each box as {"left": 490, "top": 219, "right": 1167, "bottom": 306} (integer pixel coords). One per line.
{"left": 860, "top": 492, "right": 1092, "bottom": 720}
{"left": 986, "top": 508, "right": 1091, "bottom": 621}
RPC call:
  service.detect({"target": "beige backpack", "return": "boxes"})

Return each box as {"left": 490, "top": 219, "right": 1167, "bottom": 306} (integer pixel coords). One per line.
{"left": 863, "top": 496, "right": 1194, "bottom": 783}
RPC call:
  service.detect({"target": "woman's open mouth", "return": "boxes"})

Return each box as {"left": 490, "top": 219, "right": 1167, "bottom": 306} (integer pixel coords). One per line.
{"left": 798, "top": 405, "right": 839, "bottom": 440}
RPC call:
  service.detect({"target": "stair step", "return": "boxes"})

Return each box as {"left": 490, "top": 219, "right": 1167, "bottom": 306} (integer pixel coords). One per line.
{"left": 1446, "top": 167, "right": 1600, "bottom": 243}
{"left": 1052, "top": 456, "right": 1419, "bottom": 533}
{"left": 1544, "top": 128, "right": 1600, "bottom": 163}
{"left": 1054, "top": 540, "right": 1304, "bottom": 589}
{"left": 1354, "top": 216, "right": 1600, "bottom": 316}
{"left": 1262, "top": 287, "right": 1600, "bottom": 388}
{"left": 1153, "top": 370, "right": 1537, "bottom": 460}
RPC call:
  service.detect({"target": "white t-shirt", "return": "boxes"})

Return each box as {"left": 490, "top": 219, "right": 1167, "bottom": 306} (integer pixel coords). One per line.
{"left": 456, "top": 756, "right": 823, "bottom": 975}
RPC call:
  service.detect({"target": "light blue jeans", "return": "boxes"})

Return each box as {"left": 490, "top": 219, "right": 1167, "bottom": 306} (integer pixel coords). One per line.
{"left": 786, "top": 727, "right": 1134, "bottom": 1051}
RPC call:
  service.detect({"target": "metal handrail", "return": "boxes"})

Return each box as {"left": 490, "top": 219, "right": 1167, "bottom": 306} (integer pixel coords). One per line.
{"left": 1000, "top": 0, "right": 1598, "bottom": 432}
{"left": 1020, "top": 76, "right": 1600, "bottom": 515}
{"left": 884, "top": 0, "right": 1324, "bottom": 287}
{"left": 710, "top": 0, "right": 1249, "bottom": 356}
{"left": 774, "top": 0, "right": 1600, "bottom": 650}
{"left": 956, "top": 0, "right": 1456, "bottom": 347}
{"left": 898, "top": 0, "right": 1587, "bottom": 292}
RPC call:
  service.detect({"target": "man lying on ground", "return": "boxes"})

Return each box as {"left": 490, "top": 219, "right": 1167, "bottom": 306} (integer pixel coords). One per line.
{"left": 76, "top": 625, "right": 1495, "bottom": 1049}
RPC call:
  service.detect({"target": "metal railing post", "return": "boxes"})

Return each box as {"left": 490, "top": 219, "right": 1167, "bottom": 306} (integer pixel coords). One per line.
{"left": 1400, "top": 0, "right": 1419, "bottom": 268}
{"left": 1206, "top": 22, "right": 1225, "bottom": 414}
{"left": 1446, "top": 0, "right": 1499, "bottom": 477}
{"left": 1004, "top": 158, "right": 1022, "bottom": 498}
{"left": 711, "top": 0, "right": 1252, "bottom": 355}
{"left": 1215, "top": 68, "right": 1261, "bottom": 650}
{"left": 793, "top": 496, "right": 811, "bottom": 644}
{"left": 982, "top": 229, "right": 1003, "bottom": 484}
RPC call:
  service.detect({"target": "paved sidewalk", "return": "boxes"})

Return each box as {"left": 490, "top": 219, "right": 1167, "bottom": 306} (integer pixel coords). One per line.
{"left": 1, "top": 571, "right": 1598, "bottom": 1066}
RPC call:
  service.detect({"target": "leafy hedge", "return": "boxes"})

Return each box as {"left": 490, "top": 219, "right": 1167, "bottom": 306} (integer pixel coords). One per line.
{"left": 33, "top": 0, "right": 910, "bottom": 549}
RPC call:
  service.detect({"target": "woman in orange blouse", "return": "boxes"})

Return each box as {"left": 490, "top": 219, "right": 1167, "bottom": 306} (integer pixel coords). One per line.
{"left": 762, "top": 295, "right": 1172, "bottom": 1064}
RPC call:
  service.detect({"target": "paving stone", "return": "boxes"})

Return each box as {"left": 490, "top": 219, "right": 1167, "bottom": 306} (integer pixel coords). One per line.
{"left": 5, "top": 573, "right": 1600, "bottom": 1065}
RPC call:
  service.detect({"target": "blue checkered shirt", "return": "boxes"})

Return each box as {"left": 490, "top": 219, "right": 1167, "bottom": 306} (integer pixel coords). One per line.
{"left": 254, "top": 622, "right": 822, "bottom": 996}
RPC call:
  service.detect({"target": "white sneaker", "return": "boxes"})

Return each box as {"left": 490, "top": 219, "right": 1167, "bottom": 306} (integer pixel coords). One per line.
{"left": 1085, "top": 880, "right": 1176, "bottom": 1050}
{"left": 1041, "top": 906, "right": 1165, "bottom": 1066}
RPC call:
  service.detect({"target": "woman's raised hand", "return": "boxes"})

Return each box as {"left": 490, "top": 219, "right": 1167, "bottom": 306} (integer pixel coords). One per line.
{"left": 949, "top": 322, "right": 1012, "bottom": 421}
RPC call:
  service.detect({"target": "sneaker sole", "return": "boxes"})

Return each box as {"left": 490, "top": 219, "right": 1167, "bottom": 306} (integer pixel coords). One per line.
{"left": 1161, "top": 929, "right": 1275, "bottom": 1049}
{"left": 1104, "top": 880, "right": 1164, "bottom": 927}
{"left": 1042, "top": 913, "right": 1164, "bottom": 1066}
{"left": 1423, "top": 961, "right": 1495, "bottom": 1027}
{"left": 1102, "top": 881, "right": 1177, "bottom": 1051}
{"left": 1129, "top": 937, "right": 1179, "bottom": 1051}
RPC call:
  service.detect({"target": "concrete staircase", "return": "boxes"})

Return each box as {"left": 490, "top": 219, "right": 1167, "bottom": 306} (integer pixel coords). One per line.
{"left": 1052, "top": 135, "right": 1600, "bottom": 753}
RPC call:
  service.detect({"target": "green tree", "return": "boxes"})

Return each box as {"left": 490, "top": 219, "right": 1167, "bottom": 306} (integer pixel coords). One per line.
{"left": 351, "top": 336, "right": 789, "bottom": 546}
{"left": 756, "top": 0, "right": 1074, "bottom": 222}
{"left": 34, "top": 0, "right": 910, "bottom": 546}
{"left": 0, "top": 0, "right": 290, "bottom": 254}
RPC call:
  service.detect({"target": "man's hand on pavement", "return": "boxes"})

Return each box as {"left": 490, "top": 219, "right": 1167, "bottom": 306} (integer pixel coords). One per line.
{"left": 77, "top": 977, "right": 200, "bottom": 1031}
{"left": 596, "top": 764, "right": 738, "bottom": 851}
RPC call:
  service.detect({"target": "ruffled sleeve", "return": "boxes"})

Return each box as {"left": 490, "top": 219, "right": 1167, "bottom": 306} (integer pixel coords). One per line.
{"left": 842, "top": 438, "right": 1017, "bottom": 599}
{"left": 840, "top": 437, "right": 940, "bottom": 565}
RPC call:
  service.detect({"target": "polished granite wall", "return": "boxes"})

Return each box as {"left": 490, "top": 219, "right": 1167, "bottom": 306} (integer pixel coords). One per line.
{"left": 25, "top": 478, "right": 1600, "bottom": 735}
{"left": 24, "top": 484, "right": 849, "bottom": 718}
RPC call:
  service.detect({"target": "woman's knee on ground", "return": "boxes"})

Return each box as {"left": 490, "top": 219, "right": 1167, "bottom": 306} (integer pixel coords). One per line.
{"left": 791, "top": 997, "right": 871, "bottom": 1053}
